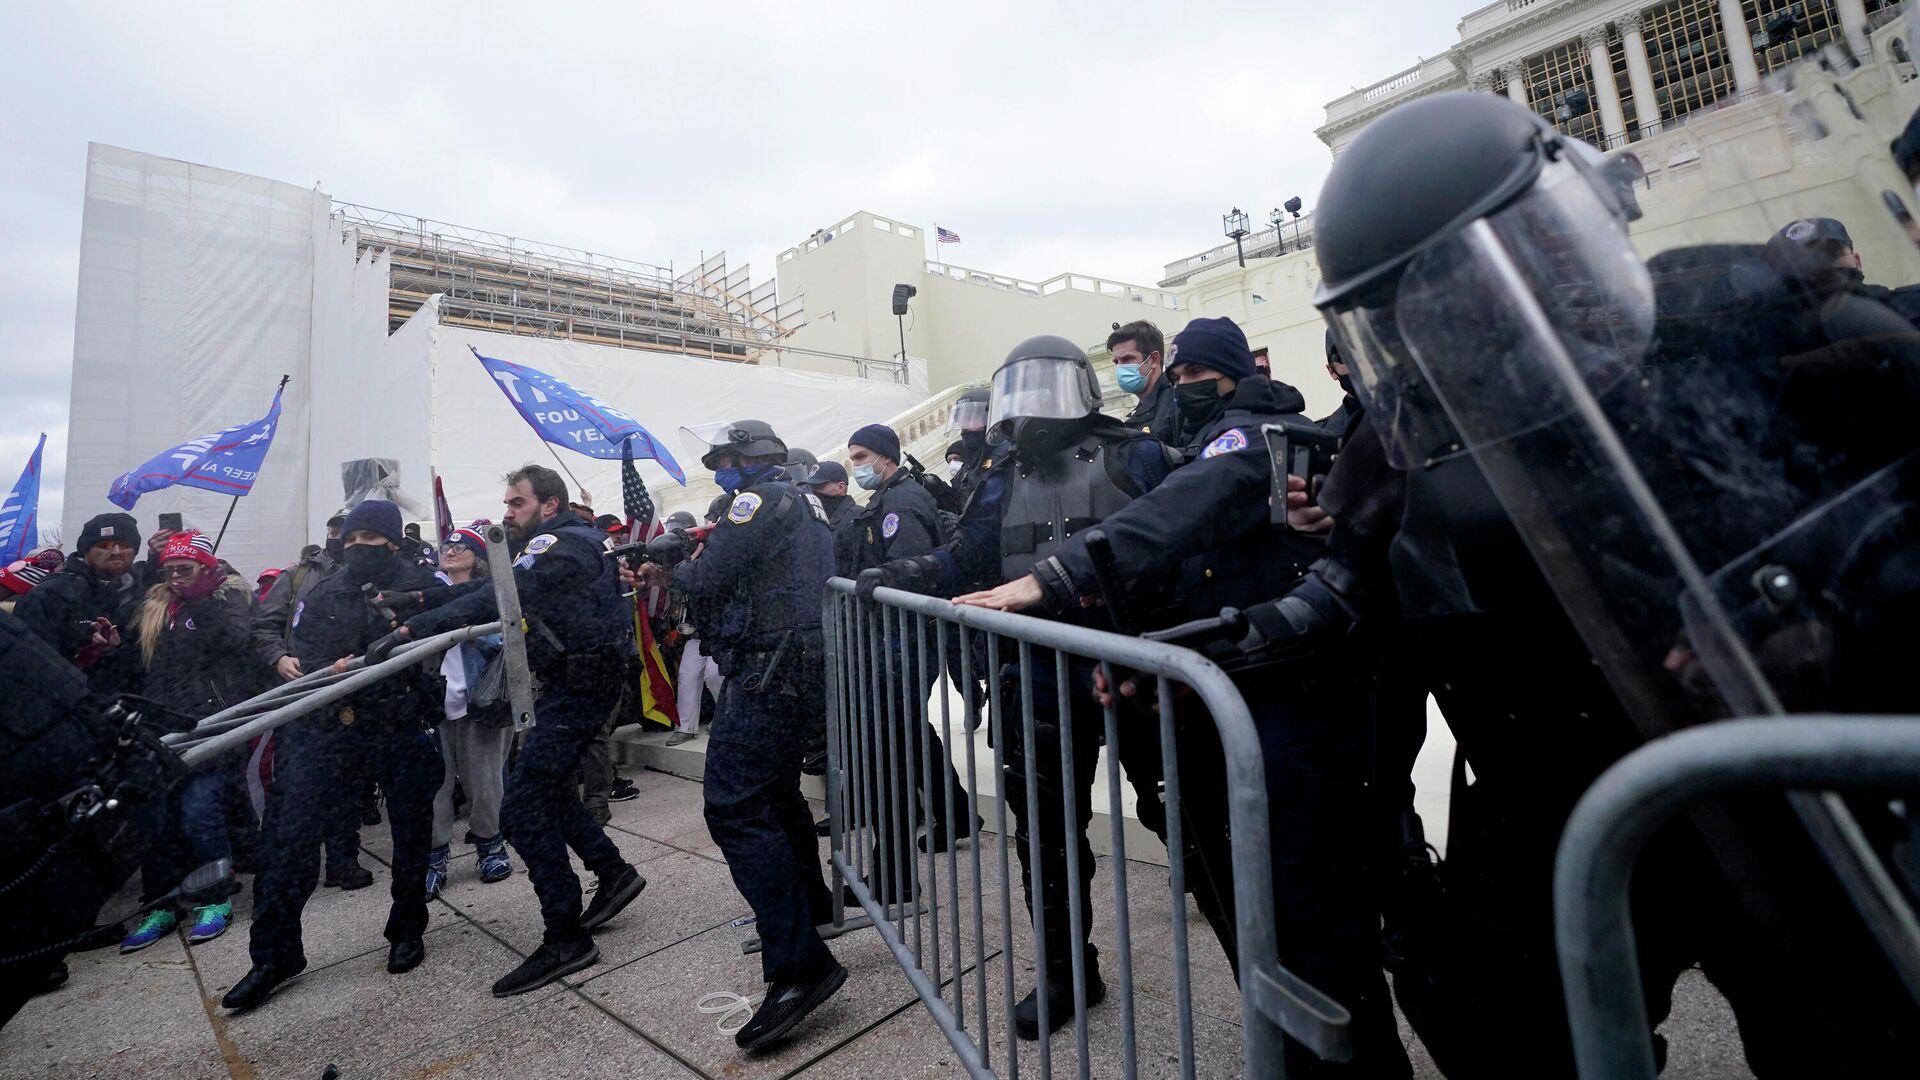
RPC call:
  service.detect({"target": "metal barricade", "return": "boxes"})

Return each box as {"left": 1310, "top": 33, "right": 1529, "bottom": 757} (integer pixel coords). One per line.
{"left": 824, "top": 578, "right": 1350, "bottom": 1080}
{"left": 1553, "top": 716, "right": 1920, "bottom": 1080}
{"left": 165, "top": 522, "right": 536, "bottom": 765}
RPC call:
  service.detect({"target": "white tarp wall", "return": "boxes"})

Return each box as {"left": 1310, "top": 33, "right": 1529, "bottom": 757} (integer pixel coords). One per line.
{"left": 389, "top": 297, "right": 923, "bottom": 528}
{"left": 65, "top": 143, "right": 327, "bottom": 577}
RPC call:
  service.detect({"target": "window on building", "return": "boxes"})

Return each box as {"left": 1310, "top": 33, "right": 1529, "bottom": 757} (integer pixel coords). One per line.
{"left": 1643, "top": 0, "right": 1738, "bottom": 124}
{"left": 1526, "top": 38, "right": 1607, "bottom": 144}
{"left": 1745, "top": 0, "right": 1843, "bottom": 77}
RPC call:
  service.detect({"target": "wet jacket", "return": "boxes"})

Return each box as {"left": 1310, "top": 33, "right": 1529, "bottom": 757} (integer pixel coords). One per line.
{"left": 676, "top": 478, "right": 833, "bottom": 672}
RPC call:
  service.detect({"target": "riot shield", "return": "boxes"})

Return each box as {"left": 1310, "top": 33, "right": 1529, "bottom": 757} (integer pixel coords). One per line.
{"left": 1372, "top": 44, "right": 1920, "bottom": 1017}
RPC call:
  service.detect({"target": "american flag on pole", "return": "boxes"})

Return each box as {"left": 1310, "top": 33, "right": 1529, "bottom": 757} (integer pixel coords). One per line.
{"left": 936, "top": 226, "right": 961, "bottom": 244}
{"left": 621, "top": 434, "right": 678, "bottom": 729}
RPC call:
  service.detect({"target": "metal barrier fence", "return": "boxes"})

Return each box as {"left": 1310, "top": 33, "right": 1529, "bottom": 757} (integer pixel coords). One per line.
{"left": 164, "top": 522, "right": 535, "bottom": 766}
{"left": 823, "top": 578, "right": 1350, "bottom": 1080}
{"left": 1554, "top": 716, "right": 1920, "bottom": 1080}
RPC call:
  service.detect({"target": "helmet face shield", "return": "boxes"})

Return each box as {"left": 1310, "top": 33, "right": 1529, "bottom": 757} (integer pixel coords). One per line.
{"left": 1324, "top": 155, "right": 1654, "bottom": 469}
{"left": 946, "top": 398, "right": 989, "bottom": 433}
{"left": 986, "top": 356, "right": 1099, "bottom": 436}
{"left": 679, "top": 420, "right": 786, "bottom": 470}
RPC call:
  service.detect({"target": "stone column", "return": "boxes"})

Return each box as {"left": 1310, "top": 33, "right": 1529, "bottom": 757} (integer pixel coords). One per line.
{"left": 1718, "top": 0, "right": 1763, "bottom": 93}
{"left": 1504, "top": 60, "right": 1530, "bottom": 107}
{"left": 1834, "top": 0, "right": 1872, "bottom": 61}
{"left": 1620, "top": 10, "right": 1663, "bottom": 135}
{"left": 1585, "top": 26, "right": 1629, "bottom": 145}
{"left": 1471, "top": 70, "right": 1496, "bottom": 93}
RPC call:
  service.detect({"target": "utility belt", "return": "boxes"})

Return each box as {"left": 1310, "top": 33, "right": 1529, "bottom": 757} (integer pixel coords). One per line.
{"left": 714, "top": 628, "right": 823, "bottom": 697}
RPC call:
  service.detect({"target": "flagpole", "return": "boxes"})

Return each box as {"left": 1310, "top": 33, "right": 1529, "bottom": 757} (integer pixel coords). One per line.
{"left": 543, "top": 442, "right": 588, "bottom": 504}
{"left": 212, "top": 374, "right": 290, "bottom": 556}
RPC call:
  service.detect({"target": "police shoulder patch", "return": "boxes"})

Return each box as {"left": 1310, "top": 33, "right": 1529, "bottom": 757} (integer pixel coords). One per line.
{"left": 513, "top": 554, "right": 535, "bottom": 570}
{"left": 727, "top": 492, "right": 763, "bottom": 524}
{"left": 882, "top": 511, "right": 900, "bottom": 539}
{"left": 525, "top": 534, "right": 557, "bottom": 555}
{"left": 1201, "top": 428, "right": 1250, "bottom": 459}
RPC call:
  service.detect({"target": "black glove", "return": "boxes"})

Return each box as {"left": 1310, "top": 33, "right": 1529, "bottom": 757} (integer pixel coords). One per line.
{"left": 366, "top": 627, "right": 411, "bottom": 664}
{"left": 856, "top": 553, "right": 945, "bottom": 599}
{"left": 369, "top": 589, "right": 428, "bottom": 613}
{"left": 854, "top": 567, "right": 890, "bottom": 600}
{"left": 644, "top": 530, "right": 695, "bottom": 568}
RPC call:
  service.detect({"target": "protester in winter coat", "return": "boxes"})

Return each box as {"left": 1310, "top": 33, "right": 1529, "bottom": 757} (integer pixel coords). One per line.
{"left": 12, "top": 512, "right": 144, "bottom": 691}
{"left": 116, "top": 532, "right": 261, "bottom": 952}
{"left": 425, "top": 527, "right": 514, "bottom": 898}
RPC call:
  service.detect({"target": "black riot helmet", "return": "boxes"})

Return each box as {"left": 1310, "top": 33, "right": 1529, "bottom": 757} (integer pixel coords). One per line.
{"left": 782, "top": 446, "right": 819, "bottom": 482}
{"left": 987, "top": 335, "right": 1103, "bottom": 452}
{"left": 680, "top": 419, "right": 788, "bottom": 471}
{"left": 1314, "top": 91, "right": 1650, "bottom": 468}
{"left": 946, "top": 386, "right": 991, "bottom": 433}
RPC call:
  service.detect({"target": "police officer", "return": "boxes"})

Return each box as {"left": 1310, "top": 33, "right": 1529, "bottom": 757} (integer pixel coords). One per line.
{"left": 1113, "top": 319, "right": 1180, "bottom": 445}
{"left": 800, "top": 461, "right": 859, "bottom": 534}
{"left": 857, "top": 334, "right": 1178, "bottom": 1039}
{"left": 633, "top": 419, "right": 845, "bottom": 1051}
{"left": 1315, "top": 332, "right": 1364, "bottom": 441}
{"left": 379, "top": 466, "right": 646, "bottom": 998}
{"left": 1267, "top": 89, "right": 1920, "bottom": 1074}
{"left": 224, "top": 500, "right": 445, "bottom": 1010}
{"left": 920, "top": 389, "right": 990, "bottom": 514}
{"left": 955, "top": 318, "right": 1409, "bottom": 1075}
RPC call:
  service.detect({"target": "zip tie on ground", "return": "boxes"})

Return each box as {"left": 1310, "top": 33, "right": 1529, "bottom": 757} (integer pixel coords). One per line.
{"left": 695, "top": 989, "right": 765, "bottom": 1035}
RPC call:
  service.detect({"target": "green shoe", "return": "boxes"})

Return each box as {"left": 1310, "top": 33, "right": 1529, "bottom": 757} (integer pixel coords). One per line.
{"left": 120, "top": 909, "right": 179, "bottom": 953}
{"left": 187, "top": 901, "right": 234, "bottom": 944}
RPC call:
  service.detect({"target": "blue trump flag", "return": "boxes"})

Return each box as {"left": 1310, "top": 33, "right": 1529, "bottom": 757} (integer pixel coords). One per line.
{"left": 107, "top": 387, "right": 285, "bottom": 511}
{"left": 0, "top": 432, "right": 45, "bottom": 562}
{"left": 470, "top": 346, "right": 686, "bottom": 484}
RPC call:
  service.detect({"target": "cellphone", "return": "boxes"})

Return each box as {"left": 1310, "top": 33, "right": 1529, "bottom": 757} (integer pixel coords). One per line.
{"left": 1261, "top": 420, "right": 1340, "bottom": 531}
{"left": 158, "top": 512, "right": 184, "bottom": 533}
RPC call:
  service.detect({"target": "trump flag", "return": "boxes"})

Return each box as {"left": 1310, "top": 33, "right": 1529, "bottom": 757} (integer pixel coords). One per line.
{"left": 108, "top": 386, "right": 285, "bottom": 511}
{"left": 471, "top": 347, "right": 686, "bottom": 485}
{"left": 0, "top": 432, "right": 45, "bottom": 562}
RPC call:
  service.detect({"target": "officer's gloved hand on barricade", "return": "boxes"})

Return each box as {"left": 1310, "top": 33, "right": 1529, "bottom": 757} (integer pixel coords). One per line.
{"left": 644, "top": 530, "right": 695, "bottom": 567}
{"left": 366, "top": 626, "right": 412, "bottom": 665}
{"left": 855, "top": 554, "right": 944, "bottom": 600}
{"left": 1234, "top": 571, "right": 1354, "bottom": 661}
{"left": 369, "top": 588, "right": 433, "bottom": 614}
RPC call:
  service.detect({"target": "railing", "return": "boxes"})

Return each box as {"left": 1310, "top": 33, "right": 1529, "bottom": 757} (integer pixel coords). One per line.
{"left": 1554, "top": 717, "right": 1920, "bottom": 1080}
{"left": 823, "top": 580, "right": 1350, "bottom": 1079}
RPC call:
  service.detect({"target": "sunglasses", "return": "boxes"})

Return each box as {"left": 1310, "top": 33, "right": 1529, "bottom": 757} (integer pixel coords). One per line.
{"left": 161, "top": 564, "right": 203, "bottom": 580}
{"left": 91, "top": 539, "right": 137, "bottom": 553}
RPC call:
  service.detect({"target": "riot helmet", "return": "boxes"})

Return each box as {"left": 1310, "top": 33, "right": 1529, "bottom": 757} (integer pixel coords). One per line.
{"left": 679, "top": 420, "right": 788, "bottom": 470}
{"left": 986, "top": 335, "right": 1102, "bottom": 451}
{"left": 946, "top": 387, "right": 991, "bottom": 433}
{"left": 1314, "top": 91, "right": 1651, "bottom": 469}
{"left": 782, "top": 446, "right": 819, "bottom": 483}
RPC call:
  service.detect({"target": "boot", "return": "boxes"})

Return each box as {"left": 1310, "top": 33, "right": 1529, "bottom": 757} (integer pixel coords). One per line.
{"left": 424, "top": 844, "right": 451, "bottom": 900}
{"left": 1014, "top": 954, "right": 1106, "bottom": 1040}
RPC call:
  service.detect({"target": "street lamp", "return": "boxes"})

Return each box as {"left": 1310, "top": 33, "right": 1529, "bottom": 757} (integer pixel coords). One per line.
{"left": 1269, "top": 207, "right": 1286, "bottom": 253}
{"left": 1222, "top": 207, "right": 1251, "bottom": 267}
{"left": 890, "top": 283, "right": 916, "bottom": 382}
{"left": 1284, "top": 196, "right": 1304, "bottom": 248}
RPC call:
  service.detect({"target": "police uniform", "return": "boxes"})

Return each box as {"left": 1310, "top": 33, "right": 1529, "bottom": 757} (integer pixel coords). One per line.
{"left": 406, "top": 509, "right": 636, "bottom": 947}
{"left": 246, "top": 550, "right": 445, "bottom": 979}
{"left": 1123, "top": 374, "right": 1182, "bottom": 446}
{"left": 1037, "top": 375, "right": 1412, "bottom": 1077}
{"left": 674, "top": 475, "right": 838, "bottom": 988}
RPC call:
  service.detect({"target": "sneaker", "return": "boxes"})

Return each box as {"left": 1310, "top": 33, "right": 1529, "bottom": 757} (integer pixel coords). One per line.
{"left": 492, "top": 937, "right": 599, "bottom": 997}
{"left": 120, "top": 909, "right": 178, "bottom": 953}
{"left": 736, "top": 960, "right": 848, "bottom": 1050}
{"left": 325, "top": 861, "right": 375, "bottom": 890}
{"left": 579, "top": 864, "right": 646, "bottom": 931}
{"left": 476, "top": 834, "right": 513, "bottom": 884}
{"left": 814, "top": 816, "right": 832, "bottom": 837}
{"left": 1013, "top": 963, "right": 1106, "bottom": 1040}
{"left": 186, "top": 901, "right": 233, "bottom": 944}
{"left": 424, "top": 844, "right": 450, "bottom": 900}
{"left": 664, "top": 731, "right": 696, "bottom": 747}
{"left": 607, "top": 777, "right": 639, "bottom": 801}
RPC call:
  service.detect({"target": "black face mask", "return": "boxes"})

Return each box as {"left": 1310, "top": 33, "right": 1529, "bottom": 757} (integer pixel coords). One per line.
{"left": 325, "top": 536, "right": 345, "bottom": 560}
{"left": 960, "top": 429, "right": 986, "bottom": 452}
{"left": 342, "top": 543, "right": 393, "bottom": 584}
{"left": 1338, "top": 373, "right": 1356, "bottom": 398}
{"left": 1174, "top": 380, "right": 1226, "bottom": 427}
{"left": 1009, "top": 416, "right": 1083, "bottom": 455}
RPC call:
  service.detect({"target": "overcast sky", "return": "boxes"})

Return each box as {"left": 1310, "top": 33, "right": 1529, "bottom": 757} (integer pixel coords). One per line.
{"left": 3, "top": 1, "right": 1459, "bottom": 538}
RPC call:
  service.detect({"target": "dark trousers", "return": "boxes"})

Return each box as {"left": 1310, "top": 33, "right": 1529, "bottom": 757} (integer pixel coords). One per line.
{"left": 705, "top": 668, "right": 834, "bottom": 984}
{"left": 996, "top": 653, "right": 1164, "bottom": 981}
{"left": 139, "top": 766, "right": 235, "bottom": 907}
{"left": 249, "top": 717, "right": 442, "bottom": 969}
{"left": 503, "top": 679, "right": 628, "bottom": 943}
{"left": 867, "top": 637, "right": 974, "bottom": 885}
{"left": 1192, "top": 663, "right": 1410, "bottom": 1079}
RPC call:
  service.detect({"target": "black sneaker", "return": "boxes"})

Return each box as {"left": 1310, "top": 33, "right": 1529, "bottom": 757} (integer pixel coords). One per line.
{"left": 607, "top": 777, "right": 639, "bottom": 802}
{"left": 492, "top": 938, "right": 599, "bottom": 997}
{"left": 222, "top": 958, "right": 307, "bottom": 1010}
{"left": 1013, "top": 963, "right": 1106, "bottom": 1040}
{"left": 324, "top": 861, "right": 374, "bottom": 890}
{"left": 918, "top": 814, "right": 984, "bottom": 854}
{"left": 814, "top": 816, "right": 832, "bottom": 837}
{"left": 736, "top": 959, "right": 848, "bottom": 1050}
{"left": 579, "top": 865, "right": 646, "bottom": 931}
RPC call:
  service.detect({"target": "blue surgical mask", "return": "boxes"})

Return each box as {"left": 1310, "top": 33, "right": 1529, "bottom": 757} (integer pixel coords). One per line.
{"left": 1116, "top": 364, "right": 1147, "bottom": 394}
{"left": 713, "top": 464, "right": 776, "bottom": 494}
{"left": 852, "top": 463, "right": 883, "bottom": 491}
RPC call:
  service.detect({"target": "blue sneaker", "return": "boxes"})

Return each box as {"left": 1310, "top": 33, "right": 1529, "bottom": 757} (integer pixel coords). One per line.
{"left": 120, "top": 909, "right": 178, "bottom": 953}
{"left": 425, "top": 844, "right": 450, "bottom": 900}
{"left": 186, "top": 901, "right": 233, "bottom": 944}
{"left": 476, "top": 834, "right": 513, "bottom": 884}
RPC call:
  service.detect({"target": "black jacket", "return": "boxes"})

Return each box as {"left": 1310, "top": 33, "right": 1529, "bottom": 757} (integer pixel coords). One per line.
{"left": 1124, "top": 374, "right": 1183, "bottom": 447}
{"left": 12, "top": 554, "right": 143, "bottom": 690}
{"left": 251, "top": 548, "right": 341, "bottom": 668}
{"left": 292, "top": 550, "right": 441, "bottom": 730}
{"left": 841, "top": 470, "right": 941, "bottom": 577}
{"left": 130, "top": 573, "right": 266, "bottom": 723}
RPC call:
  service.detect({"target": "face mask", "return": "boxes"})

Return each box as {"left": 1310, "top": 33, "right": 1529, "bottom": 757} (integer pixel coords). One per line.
{"left": 714, "top": 464, "right": 777, "bottom": 495}
{"left": 325, "top": 537, "right": 344, "bottom": 560}
{"left": 1175, "top": 380, "right": 1226, "bottom": 426}
{"left": 946, "top": 460, "right": 964, "bottom": 478}
{"left": 1009, "top": 416, "right": 1079, "bottom": 454}
{"left": 852, "top": 463, "right": 883, "bottom": 491}
{"left": 1115, "top": 364, "right": 1147, "bottom": 394}
{"left": 1338, "top": 372, "right": 1356, "bottom": 398}
{"left": 343, "top": 543, "right": 392, "bottom": 584}
{"left": 960, "top": 429, "right": 985, "bottom": 451}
